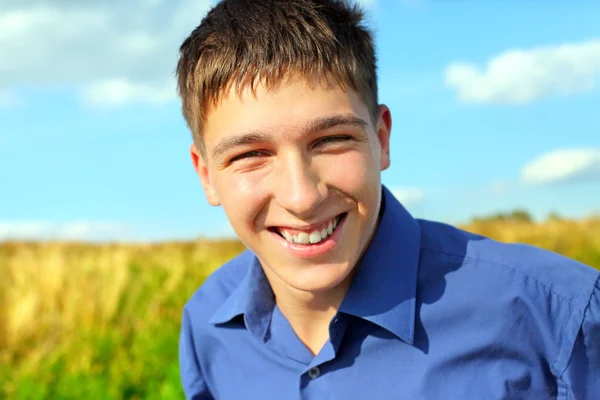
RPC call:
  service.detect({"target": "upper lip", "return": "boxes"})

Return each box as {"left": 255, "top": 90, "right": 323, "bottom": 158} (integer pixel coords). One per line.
{"left": 269, "top": 213, "right": 345, "bottom": 232}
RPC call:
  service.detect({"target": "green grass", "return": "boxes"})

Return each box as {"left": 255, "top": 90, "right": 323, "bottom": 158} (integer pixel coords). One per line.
{"left": 0, "top": 240, "right": 245, "bottom": 399}
{"left": 1, "top": 216, "right": 598, "bottom": 399}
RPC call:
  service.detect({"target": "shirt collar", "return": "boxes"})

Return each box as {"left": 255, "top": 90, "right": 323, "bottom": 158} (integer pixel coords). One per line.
{"left": 338, "top": 185, "right": 421, "bottom": 345}
{"left": 208, "top": 252, "right": 274, "bottom": 340}
{"left": 209, "top": 184, "right": 421, "bottom": 345}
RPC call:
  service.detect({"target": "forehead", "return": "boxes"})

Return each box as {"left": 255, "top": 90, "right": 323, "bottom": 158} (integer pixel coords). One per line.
{"left": 202, "top": 76, "right": 371, "bottom": 147}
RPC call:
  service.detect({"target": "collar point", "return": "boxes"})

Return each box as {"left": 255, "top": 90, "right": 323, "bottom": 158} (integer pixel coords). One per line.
{"left": 208, "top": 311, "right": 239, "bottom": 325}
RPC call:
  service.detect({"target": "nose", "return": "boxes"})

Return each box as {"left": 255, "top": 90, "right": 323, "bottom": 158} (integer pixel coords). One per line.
{"left": 274, "top": 153, "right": 327, "bottom": 218}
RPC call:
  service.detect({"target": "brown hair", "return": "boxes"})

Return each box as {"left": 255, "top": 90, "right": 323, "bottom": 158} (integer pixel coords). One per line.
{"left": 176, "top": 0, "right": 378, "bottom": 157}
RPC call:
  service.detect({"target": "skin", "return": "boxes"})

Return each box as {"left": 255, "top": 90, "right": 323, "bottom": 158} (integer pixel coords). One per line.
{"left": 191, "top": 74, "right": 392, "bottom": 354}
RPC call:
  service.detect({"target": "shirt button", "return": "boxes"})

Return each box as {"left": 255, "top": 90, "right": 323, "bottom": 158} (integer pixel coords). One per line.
{"left": 307, "top": 367, "right": 321, "bottom": 379}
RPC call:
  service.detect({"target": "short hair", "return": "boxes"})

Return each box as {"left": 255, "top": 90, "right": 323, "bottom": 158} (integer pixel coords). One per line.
{"left": 176, "top": 0, "right": 378, "bottom": 157}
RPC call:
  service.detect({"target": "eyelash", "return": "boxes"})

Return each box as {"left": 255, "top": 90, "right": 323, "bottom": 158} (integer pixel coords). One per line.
{"left": 230, "top": 135, "right": 353, "bottom": 163}
{"left": 314, "top": 135, "right": 353, "bottom": 147}
{"left": 230, "top": 150, "right": 266, "bottom": 163}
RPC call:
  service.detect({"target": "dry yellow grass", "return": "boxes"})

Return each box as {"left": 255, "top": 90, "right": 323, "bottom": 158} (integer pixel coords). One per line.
{"left": 0, "top": 240, "right": 245, "bottom": 381}
{"left": 461, "top": 216, "right": 600, "bottom": 267}
{"left": 0, "top": 217, "right": 598, "bottom": 398}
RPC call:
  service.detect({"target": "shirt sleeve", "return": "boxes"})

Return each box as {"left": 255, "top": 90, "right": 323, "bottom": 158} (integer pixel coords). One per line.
{"left": 560, "top": 276, "right": 600, "bottom": 399}
{"left": 179, "top": 307, "right": 214, "bottom": 400}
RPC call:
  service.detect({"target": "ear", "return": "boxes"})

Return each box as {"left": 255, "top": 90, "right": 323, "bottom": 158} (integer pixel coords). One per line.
{"left": 376, "top": 104, "right": 392, "bottom": 171}
{"left": 190, "top": 144, "right": 221, "bottom": 206}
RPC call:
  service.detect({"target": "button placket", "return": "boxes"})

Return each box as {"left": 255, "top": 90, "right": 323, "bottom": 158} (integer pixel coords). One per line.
{"left": 307, "top": 366, "right": 321, "bottom": 379}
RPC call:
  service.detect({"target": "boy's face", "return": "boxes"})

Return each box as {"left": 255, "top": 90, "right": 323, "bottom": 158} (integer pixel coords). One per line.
{"left": 191, "top": 75, "right": 391, "bottom": 296}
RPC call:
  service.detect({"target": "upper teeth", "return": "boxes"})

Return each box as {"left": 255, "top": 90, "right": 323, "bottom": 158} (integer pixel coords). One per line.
{"left": 280, "top": 216, "right": 339, "bottom": 244}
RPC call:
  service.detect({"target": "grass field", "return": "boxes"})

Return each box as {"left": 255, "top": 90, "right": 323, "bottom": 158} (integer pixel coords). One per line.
{"left": 1, "top": 216, "right": 599, "bottom": 399}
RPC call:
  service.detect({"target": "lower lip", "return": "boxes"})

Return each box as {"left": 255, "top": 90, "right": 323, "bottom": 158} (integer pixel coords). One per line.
{"left": 271, "top": 214, "right": 347, "bottom": 259}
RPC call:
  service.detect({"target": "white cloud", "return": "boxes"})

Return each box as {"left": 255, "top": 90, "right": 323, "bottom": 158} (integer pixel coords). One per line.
{"left": 391, "top": 187, "right": 425, "bottom": 205}
{"left": 0, "top": 220, "right": 133, "bottom": 241}
{"left": 0, "top": 0, "right": 213, "bottom": 107}
{"left": 521, "top": 148, "right": 600, "bottom": 185}
{"left": 490, "top": 181, "right": 508, "bottom": 195}
{"left": 82, "top": 78, "right": 176, "bottom": 107}
{"left": 216, "top": 222, "right": 238, "bottom": 239}
{"left": 0, "top": 89, "right": 17, "bottom": 106}
{"left": 445, "top": 38, "right": 600, "bottom": 104}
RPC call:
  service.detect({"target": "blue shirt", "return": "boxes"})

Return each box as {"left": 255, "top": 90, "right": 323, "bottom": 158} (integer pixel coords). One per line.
{"left": 179, "top": 185, "right": 600, "bottom": 399}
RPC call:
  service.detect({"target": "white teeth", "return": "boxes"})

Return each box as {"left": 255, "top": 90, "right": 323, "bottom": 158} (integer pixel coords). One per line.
{"left": 297, "top": 232, "right": 310, "bottom": 244}
{"left": 309, "top": 231, "right": 322, "bottom": 243}
{"left": 279, "top": 215, "right": 342, "bottom": 244}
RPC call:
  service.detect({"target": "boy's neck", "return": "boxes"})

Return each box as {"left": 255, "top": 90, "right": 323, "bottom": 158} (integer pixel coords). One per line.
{"left": 266, "top": 268, "right": 357, "bottom": 356}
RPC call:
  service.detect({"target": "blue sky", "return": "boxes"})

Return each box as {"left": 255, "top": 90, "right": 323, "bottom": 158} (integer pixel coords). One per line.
{"left": 1, "top": 0, "right": 599, "bottom": 242}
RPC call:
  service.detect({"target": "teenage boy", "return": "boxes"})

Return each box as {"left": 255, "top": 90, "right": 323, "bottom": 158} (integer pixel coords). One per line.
{"left": 176, "top": 1, "right": 599, "bottom": 399}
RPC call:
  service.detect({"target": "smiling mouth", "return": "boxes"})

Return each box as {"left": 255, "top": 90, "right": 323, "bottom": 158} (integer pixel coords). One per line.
{"left": 269, "top": 213, "right": 347, "bottom": 245}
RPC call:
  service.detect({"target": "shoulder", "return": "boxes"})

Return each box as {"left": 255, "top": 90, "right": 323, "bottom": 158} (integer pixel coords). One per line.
{"left": 182, "top": 248, "right": 253, "bottom": 323}
{"left": 415, "top": 219, "right": 599, "bottom": 375}
{"left": 417, "top": 218, "right": 599, "bottom": 302}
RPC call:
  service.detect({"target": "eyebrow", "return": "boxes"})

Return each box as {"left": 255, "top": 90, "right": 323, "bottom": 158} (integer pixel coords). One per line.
{"left": 211, "top": 114, "right": 369, "bottom": 159}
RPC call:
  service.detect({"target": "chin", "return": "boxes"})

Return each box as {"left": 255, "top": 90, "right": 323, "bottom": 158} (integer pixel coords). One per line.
{"left": 282, "top": 260, "right": 356, "bottom": 293}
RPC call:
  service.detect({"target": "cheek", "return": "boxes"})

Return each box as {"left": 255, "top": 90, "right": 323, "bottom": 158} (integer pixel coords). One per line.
{"left": 318, "top": 152, "right": 380, "bottom": 223}
{"left": 318, "top": 151, "right": 375, "bottom": 191}
{"left": 214, "top": 149, "right": 377, "bottom": 221}
{"left": 215, "top": 173, "right": 269, "bottom": 223}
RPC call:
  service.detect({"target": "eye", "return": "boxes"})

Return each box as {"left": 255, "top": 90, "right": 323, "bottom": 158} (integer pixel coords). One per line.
{"left": 230, "top": 150, "right": 266, "bottom": 163}
{"left": 314, "top": 135, "right": 353, "bottom": 147}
